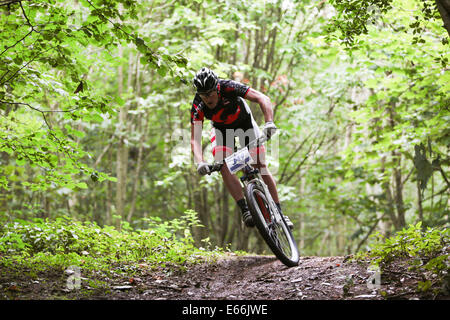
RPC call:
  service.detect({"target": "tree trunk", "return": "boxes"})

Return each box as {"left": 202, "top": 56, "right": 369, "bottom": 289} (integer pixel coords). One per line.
{"left": 127, "top": 114, "right": 148, "bottom": 222}
{"left": 436, "top": 0, "right": 450, "bottom": 37}
{"left": 417, "top": 179, "right": 424, "bottom": 224}
{"left": 192, "top": 184, "right": 210, "bottom": 245}
{"left": 393, "top": 155, "right": 406, "bottom": 228}
{"left": 387, "top": 105, "right": 406, "bottom": 229}
{"left": 219, "top": 183, "right": 230, "bottom": 246}
{"left": 192, "top": 188, "right": 203, "bottom": 245}
{"left": 106, "top": 180, "right": 113, "bottom": 226}
{"left": 127, "top": 53, "right": 144, "bottom": 222}
{"left": 42, "top": 194, "right": 50, "bottom": 218}
{"left": 115, "top": 45, "right": 129, "bottom": 226}
{"left": 298, "top": 177, "right": 305, "bottom": 251}
{"left": 380, "top": 156, "right": 400, "bottom": 229}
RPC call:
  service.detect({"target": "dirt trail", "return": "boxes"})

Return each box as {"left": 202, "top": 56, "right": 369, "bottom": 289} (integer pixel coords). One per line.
{"left": 2, "top": 253, "right": 446, "bottom": 300}
{"left": 100, "top": 254, "right": 388, "bottom": 300}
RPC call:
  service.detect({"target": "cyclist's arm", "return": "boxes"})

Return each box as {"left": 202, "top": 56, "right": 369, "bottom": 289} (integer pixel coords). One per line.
{"left": 244, "top": 88, "right": 274, "bottom": 123}
{"left": 190, "top": 121, "right": 204, "bottom": 164}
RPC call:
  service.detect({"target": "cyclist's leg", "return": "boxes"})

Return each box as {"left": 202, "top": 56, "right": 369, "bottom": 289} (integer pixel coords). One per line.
{"left": 211, "top": 126, "right": 243, "bottom": 201}
{"left": 220, "top": 162, "right": 244, "bottom": 201}
{"left": 240, "top": 116, "right": 294, "bottom": 228}
{"left": 237, "top": 115, "right": 281, "bottom": 204}
{"left": 250, "top": 147, "right": 280, "bottom": 203}
{"left": 212, "top": 127, "right": 253, "bottom": 226}
{"left": 251, "top": 148, "right": 293, "bottom": 228}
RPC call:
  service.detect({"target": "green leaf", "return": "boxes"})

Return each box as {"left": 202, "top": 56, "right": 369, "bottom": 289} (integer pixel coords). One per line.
{"left": 76, "top": 182, "right": 88, "bottom": 189}
{"left": 157, "top": 65, "right": 167, "bottom": 77}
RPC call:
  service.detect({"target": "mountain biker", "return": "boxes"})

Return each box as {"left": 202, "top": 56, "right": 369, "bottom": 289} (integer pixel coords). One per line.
{"left": 190, "top": 67, "right": 293, "bottom": 229}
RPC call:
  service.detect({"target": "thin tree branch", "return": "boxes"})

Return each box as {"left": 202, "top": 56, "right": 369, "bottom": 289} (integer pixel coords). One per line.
{"left": 280, "top": 133, "right": 325, "bottom": 185}
{"left": 19, "top": 1, "right": 35, "bottom": 31}
{"left": 279, "top": 131, "right": 314, "bottom": 183}
{"left": 401, "top": 167, "right": 415, "bottom": 189}
{"left": 0, "top": 1, "right": 41, "bottom": 57}
{"left": 0, "top": 0, "right": 22, "bottom": 6}
{"left": 423, "top": 186, "right": 449, "bottom": 201}
{"left": 0, "top": 100, "right": 83, "bottom": 113}
{"left": 0, "top": 29, "right": 33, "bottom": 56}
{"left": 355, "top": 214, "right": 387, "bottom": 252}
{"left": 0, "top": 70, "right": 11, "bottom": 83}
{"left": 438, "top": 165, "right": 450, "bottom": 188}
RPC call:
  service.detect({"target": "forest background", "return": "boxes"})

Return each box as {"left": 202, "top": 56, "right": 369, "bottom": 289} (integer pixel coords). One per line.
{"left": 0, "top": 0, "right": 449, "bottom": 258}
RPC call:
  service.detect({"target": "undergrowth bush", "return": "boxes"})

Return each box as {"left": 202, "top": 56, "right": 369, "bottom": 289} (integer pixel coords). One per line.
{"left": 0, "top": 209, "right": 223, "bottom": 274}
{"left": 355, "top": 222, "right": 449, "bottom": 295}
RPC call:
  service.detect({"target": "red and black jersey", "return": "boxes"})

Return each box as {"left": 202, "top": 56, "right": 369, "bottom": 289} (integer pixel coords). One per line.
{"left": 190, "top": 79, "right": 251, "bottom": 129}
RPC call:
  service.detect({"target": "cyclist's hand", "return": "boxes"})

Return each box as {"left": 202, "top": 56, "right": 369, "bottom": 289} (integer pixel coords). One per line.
{"left": 263, "top": 121, "right": 277, "bottom": 140}
{"left": 196, "top": 162, "right": 211, "bottom": 176}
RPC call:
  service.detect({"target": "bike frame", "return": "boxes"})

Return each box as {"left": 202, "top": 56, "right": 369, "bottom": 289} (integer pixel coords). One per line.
{"left": 240, "top": 165, "right": 283, "bottom": 225}
{"left": 210, "top": 135, "right": 283, "bottom": 224}
{"left": 208, "top": 133, "right": 299, "bottom": 266}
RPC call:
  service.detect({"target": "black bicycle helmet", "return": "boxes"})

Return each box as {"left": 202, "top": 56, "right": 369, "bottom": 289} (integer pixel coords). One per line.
{"left": 193, "top": 67, "right": 218, "bottom": 93}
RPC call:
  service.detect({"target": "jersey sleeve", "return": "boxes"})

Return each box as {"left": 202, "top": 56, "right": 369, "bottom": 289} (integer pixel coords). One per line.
{"left": 220, "top": 80, "right": 250, "bottom": 98}
{"left": 190, "top": 94, "right": 204, "bottom": 124}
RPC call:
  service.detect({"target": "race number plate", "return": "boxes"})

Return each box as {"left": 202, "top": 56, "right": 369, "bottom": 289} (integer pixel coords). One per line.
{"left": 225, "top": 147, "right": 253, "bottom": 174}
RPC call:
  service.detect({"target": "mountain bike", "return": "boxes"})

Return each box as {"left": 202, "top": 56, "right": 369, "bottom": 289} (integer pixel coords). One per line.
{"left": 208, "top": 135, "right": 300, "bottom": 267}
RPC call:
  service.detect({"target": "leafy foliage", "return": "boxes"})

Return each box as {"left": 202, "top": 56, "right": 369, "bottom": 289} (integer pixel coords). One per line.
{"left": 327, "top": 0, "right": 449, "bottom": 48}
{"left": 0, "top": 0, "right": 448, "bottom": 260}
{"left": 362, "top": 223, "right": 448, "bottom": 263}
{"left": 0, "top": 0, "right": 187, "bottom": 191}
{"left": 355, "top": 222, "right": 449, "bottom": 294}
{"left": 327, "top": 0, "right": 393, "bottom": 47}
{"left": 0, "top": 211, "right": 222, "bottom": 273}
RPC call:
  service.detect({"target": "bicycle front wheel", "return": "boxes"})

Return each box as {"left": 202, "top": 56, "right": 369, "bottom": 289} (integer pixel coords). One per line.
{"left": 246, "top": 182, "right": 299, "bottom": 267}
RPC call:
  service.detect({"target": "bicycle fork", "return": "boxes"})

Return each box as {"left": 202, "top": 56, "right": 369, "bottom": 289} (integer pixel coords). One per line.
{"left": 241, "top": 167, "right": 283, "bottom": 225}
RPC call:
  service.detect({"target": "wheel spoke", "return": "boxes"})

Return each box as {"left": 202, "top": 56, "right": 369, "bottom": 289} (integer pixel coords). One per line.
{"left": 267, "top": 223, "right": 281, "bottom": 247}
{"left": 248, "top": 183, "right": 299, "bottom": 267}
{"left": 268, "top": 222, "right": 291, "bottom": 257}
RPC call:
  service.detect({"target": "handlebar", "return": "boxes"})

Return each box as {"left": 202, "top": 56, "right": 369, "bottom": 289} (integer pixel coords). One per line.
{"left": 208, "top": 163, "right": 223, "bottom": 173}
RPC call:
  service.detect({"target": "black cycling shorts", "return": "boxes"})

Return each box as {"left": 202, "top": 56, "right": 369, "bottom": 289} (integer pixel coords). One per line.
{"left": 210, "top": 115, "right": 265, "bottom": 162}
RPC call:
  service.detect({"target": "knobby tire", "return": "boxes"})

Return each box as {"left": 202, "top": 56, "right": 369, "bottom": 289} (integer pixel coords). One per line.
{"left": 245, "top": 182, "right": 299, "bottom": 267}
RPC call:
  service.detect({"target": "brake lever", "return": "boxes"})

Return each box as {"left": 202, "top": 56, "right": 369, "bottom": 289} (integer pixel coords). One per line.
{"left": 208, "top": 163, "right": 223, "bottom": 173}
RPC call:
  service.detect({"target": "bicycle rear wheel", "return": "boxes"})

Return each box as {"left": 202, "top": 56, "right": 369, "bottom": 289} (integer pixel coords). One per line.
{"left": 245, "top": 182, "right": 299, "bottom": 267}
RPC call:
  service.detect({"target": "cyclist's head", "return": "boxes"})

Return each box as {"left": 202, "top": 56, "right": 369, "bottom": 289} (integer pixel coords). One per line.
{"left": 193, "top": 67, "right": 218, "bottom": 94}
